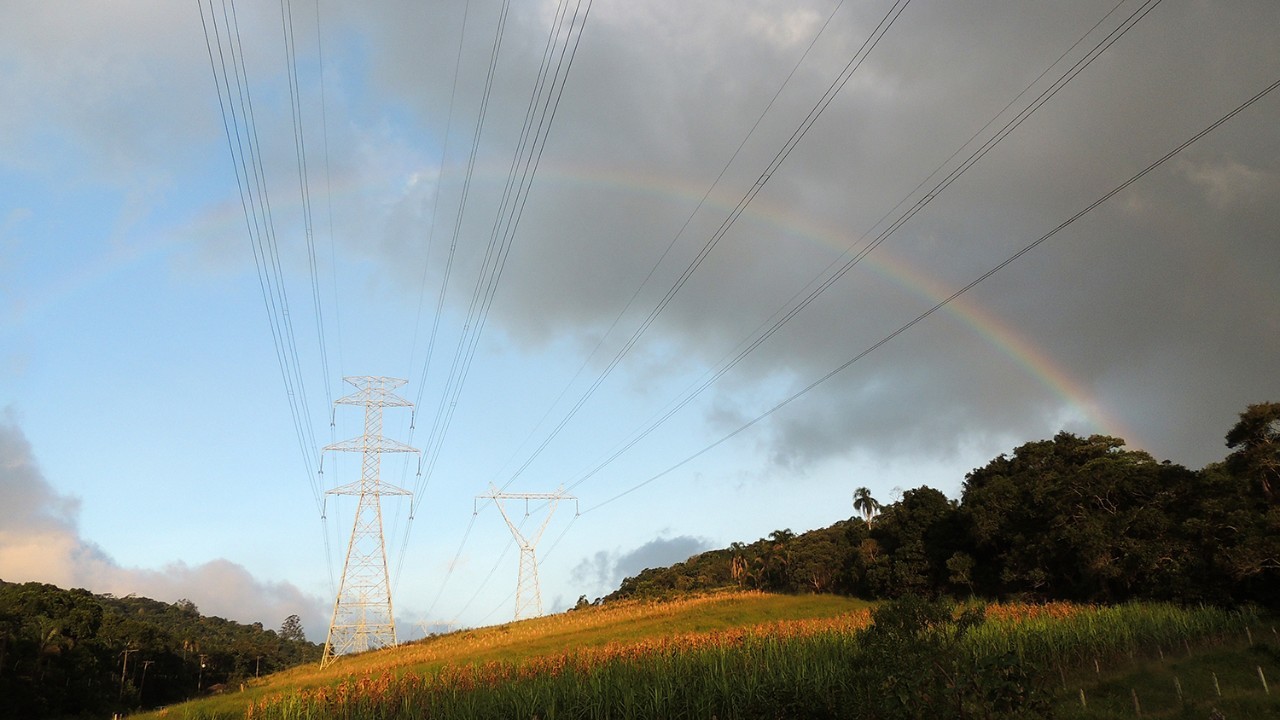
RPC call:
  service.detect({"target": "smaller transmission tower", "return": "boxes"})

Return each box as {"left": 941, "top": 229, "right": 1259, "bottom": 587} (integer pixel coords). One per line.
{"left": 321, "top": 377, "right": 418, "bottom": 667}
{"left": 476, "top": 486, "right": 577, "bottom": 621}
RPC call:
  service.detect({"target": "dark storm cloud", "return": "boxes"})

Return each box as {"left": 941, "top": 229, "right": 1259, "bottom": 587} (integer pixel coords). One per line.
{"left": 373, "top": 0, "right": 1279, "bottom": 469}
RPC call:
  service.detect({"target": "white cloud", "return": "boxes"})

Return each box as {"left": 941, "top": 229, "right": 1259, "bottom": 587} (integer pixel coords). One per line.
{"left": 1181, "top": 157, "right": 1272, "bottom": 209}
{"left": 0, "top": 413, "right": 328, "bottom": 639}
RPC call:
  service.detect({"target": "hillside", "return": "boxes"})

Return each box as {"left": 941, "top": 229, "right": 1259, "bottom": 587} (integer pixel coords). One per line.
{"left": 135, "top": 591, "right": 870, "bottom": 718}
{"left": 133, "top": 592, "right": 1280, "bottom": 720}
{"left": 0, "top": 580, "right": 319, "bottom": 719}
{"left": 607, "top": 408, "right": 1280, "bottom": 609}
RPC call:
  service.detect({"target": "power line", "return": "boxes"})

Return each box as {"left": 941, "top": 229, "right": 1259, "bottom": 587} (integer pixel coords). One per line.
{"left": 560, "top": 0, "right": 1165, "bottom": 496}
{"left": 583, "top": 72, "right": 1280, "bottom": 514}
{"left": 414, "top": 0, "right": 593, "bottom": 503}
{"left": 311, "top": 0, "right": 343, "bottom": 596}
{"left": 402, "top": 0, "right": 515, "bottom": 462}
{"left": 488, "top": 0, "right": 911, "bottom": 492}
{"left": 198, "top": 0, "right": 324, "bottom": 511}
{"left": 407, "top": 0, "right": 472, "bottom": 406}
{"left": 390, "top": 0, "right": 476, "bottom": 604}
{"left": 490, "top": 0, "right": 851, "bottom": 489}
{"left": 280, "top": 0, "right": 336, "bottom": 413}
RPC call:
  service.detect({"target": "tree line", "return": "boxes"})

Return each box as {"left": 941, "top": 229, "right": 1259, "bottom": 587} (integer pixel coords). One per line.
{"left": 607, "top": 402, "right": 1279, "bottom": 609}
{"left": 0, "top": 581, "right": 320, "bottom": 719}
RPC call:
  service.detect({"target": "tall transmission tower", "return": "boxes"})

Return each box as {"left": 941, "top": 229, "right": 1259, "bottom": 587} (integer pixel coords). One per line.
{"left": 476, "top": 486, "right": 577, "bottom": 621}
{"left": 320, "top": 376, "right": 418, "bottom": 667}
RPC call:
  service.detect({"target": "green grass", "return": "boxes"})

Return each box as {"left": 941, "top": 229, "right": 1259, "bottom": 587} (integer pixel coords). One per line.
{"left": 132, "top": 595, "right": 1274, "bottom": 720}
{"left": 1053, "top": 638, "right": 1280, "bottom": 718}
{"left": 131, "top": 591, "right": 871, "bottom": 720}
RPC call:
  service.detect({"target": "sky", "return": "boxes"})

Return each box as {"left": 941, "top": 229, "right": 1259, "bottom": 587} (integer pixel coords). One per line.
{"left": 1, "top": 0, "right": 1277, "bottom": 642}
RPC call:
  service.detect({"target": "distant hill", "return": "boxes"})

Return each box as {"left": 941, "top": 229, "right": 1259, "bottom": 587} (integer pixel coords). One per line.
{"left": 606, "top": 520, "right": 861, "bottom": 601}
{"left": 605, "top": 405, "right": 1280, "bottom": 609}
{"left": 0, "top": 579, "right": 320, "bottom": 719}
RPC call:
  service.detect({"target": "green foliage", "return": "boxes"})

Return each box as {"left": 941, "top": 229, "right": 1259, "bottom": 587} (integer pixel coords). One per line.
{"left": 607, "top": 520, "right": 862, "bottom": 600}
{"left": 960, "top": 433, "right": 1192, "bottom": 601}
{"left": 1053, "top": 642, "right": 1280, "bottom": 719}
{"left": 0, "top": 580, "right": 320, "bottom": 719}
{"left": 1225, "top": 401, "right": 1280, "bottom": 502}
{"left": 279, "top": 614, "right": 305, "bottom": 643}
{"left": 607, "top": 403, "right": 1280, "bottom": 611}
{"left": 855, "top": 596, "right": 1048, "bottom": 719}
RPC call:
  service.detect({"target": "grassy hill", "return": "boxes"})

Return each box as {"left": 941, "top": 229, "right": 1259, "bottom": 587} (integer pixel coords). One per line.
{"left": 132, "top": 592, "right": 1279, "bottom": 720}
{"left": 135, "top": 591, "right": 869, "bottom": 719}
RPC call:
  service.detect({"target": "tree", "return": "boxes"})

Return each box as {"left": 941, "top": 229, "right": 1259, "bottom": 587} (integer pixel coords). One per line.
{"left": 869, "top": 487, "right": 958, "bottom": 598}
{"left": 960, "top": 432, "right": 1193, "bottom": 601}
{"left": 853, "top": 486, "right": 881, "bottom": 523}
{"left": 1225, "top": 401, "right": 1280, "bottom": 502}
{"left": 279, "top": 615, "right": 305, "bottom": 643}
{"left": 946, "top": 552, "right": 976, "bottom": 597}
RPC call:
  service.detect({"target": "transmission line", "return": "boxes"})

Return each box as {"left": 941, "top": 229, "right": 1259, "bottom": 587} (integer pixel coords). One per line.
{"left": 583, "top": 72, "right": 1280, "bottom": 514}
{"left": 487, "top": 0, "right": 910, "bottom": 493}
{"left": 427, "top": 0, "right": 877, "bottom": 612}
{"left": 198, "top": 0, "right": 325, "bottom": 512}
{"left": 559, "top": 0, "right": 1165, "bottom": 496}
{"left": 280, "top": 0, "right": 336, "bottom": 413}
{"left": 414, "top": 0, "right": 593, "bottom": 504}
{"left": 489, "top": 0, "right": 851, "bottom": 489}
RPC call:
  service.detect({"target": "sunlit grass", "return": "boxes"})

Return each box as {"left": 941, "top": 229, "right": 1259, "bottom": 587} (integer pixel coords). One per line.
{"left": 133, "top": 590, "right": 870, "bottom": 719}
{"left": 134, "top": 594, "right": 1271, "bottom": 720}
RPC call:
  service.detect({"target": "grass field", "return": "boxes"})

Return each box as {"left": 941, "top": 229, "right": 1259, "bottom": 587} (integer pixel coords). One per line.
{"left": 133, "top": 592, "right": 1279, "bottom": 720}
{"left": 136, "top": 591, "right": 871, "bottom": 719}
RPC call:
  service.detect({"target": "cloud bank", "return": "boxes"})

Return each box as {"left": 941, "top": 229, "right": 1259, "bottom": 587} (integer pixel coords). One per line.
{"left": 571, "top": 534, "right": 715, "bottom": 599}
{"left": 0, "top": 414, "right": 327, "bottom": 639}
{"left": 329, "top": 0, "right": 1279, "bottom": 469}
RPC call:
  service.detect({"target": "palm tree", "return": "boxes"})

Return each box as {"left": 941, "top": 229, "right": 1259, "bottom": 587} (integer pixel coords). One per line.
{"left": 853, "top": 486, "right": 881, "bottom": 523}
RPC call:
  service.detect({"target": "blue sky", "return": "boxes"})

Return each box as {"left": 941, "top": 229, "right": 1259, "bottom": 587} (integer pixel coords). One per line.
{"left": 2, "top": 0, "right": 1278, "bottom": 641}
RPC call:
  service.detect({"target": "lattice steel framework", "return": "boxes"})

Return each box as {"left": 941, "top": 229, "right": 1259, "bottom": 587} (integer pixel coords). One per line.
{"left": 320, "top": 377, "right": 418, "bottom": 667}
{"left": 476, "top": 486, "right": 577, "bottom": 621}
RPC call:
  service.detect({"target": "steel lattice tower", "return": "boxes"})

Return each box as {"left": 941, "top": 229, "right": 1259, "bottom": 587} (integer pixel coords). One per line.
{"left": 320, "top": 377, "right": 418, "bottom": 667}
{"left": 476, "top": 486, "right": 577, "bottom": 621}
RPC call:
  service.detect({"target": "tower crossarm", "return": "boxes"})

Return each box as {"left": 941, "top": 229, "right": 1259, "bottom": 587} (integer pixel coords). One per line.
{"left": 327, "top": 478, "right": 412, "bottom": 497}
{"left": 324, "top": 436, "right": 421, "bottom": 454}
{"left": 475, "top": 486, "right": 577, "bottom": 621}
{"left": 333, "top": 376, "right": 414, "bottom": 406}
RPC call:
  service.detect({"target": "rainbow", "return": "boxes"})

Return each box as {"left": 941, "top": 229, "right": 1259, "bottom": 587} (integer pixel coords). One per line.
{"left": 530, "top": 163, "right": 1137, "bottom": 446}
{"left": 187, "top": 157, "right": 1136, "bottom": 446}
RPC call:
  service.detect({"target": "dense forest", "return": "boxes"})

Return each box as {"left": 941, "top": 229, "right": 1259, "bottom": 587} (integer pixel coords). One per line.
{"left": 0, "top": 581, "right": 320, "bottom": 719}
{"left": 606, "top": 402, "right": 1279, "bottom": 609}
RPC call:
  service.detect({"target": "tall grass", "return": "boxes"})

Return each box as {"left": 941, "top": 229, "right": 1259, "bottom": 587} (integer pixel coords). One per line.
{"left": 969, "top": 602, "right": 1256, "bottom": 667}
{"left": 224, "top": 601, "right": 1255, "bottom": 720}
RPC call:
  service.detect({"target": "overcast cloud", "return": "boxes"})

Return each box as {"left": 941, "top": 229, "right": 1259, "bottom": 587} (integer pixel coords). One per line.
{"left": 325, "top": 0, "right": 1279, "bottom": 469}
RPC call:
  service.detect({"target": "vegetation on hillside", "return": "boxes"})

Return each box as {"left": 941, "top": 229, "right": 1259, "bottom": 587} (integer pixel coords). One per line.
{"left": 239, "top": 597, "right": 1267, "bottom": 720}
{"left": 0, "top": 580, "right": 319, "bottom": 719}
{"left": 610, "top": 402, "right": 1280, "bottom": 609}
